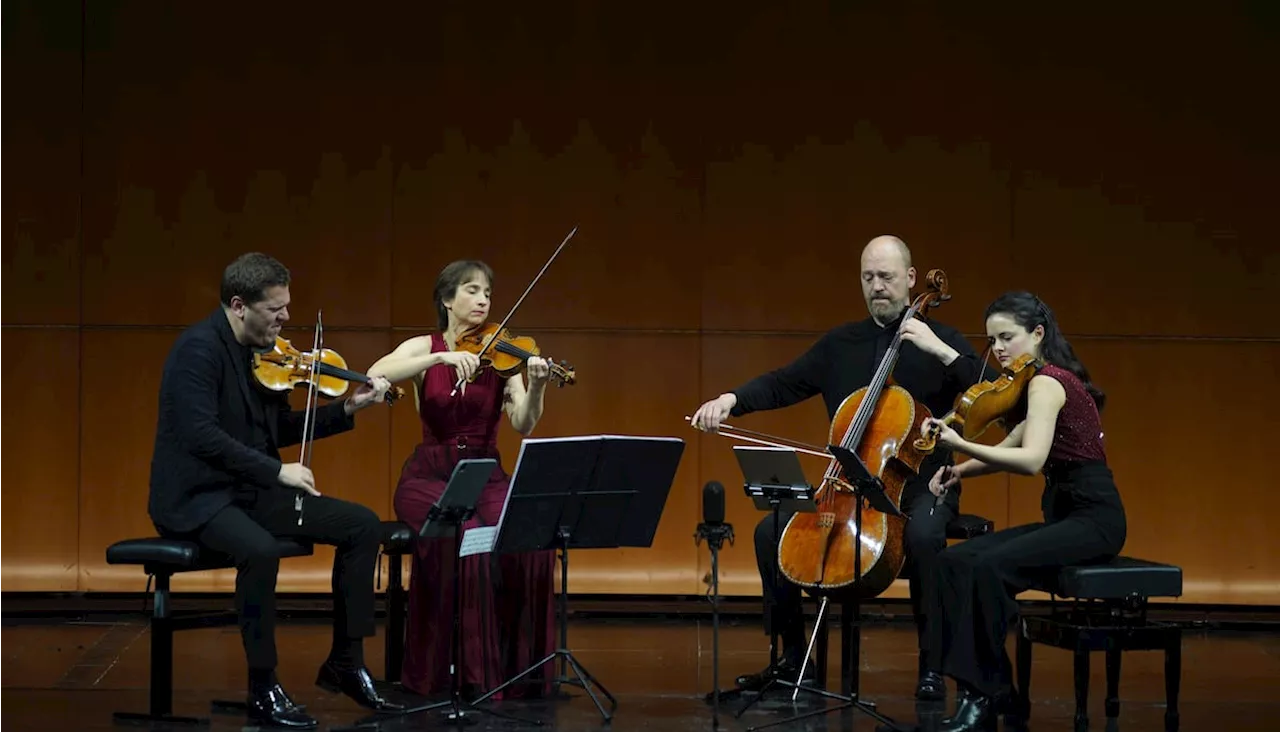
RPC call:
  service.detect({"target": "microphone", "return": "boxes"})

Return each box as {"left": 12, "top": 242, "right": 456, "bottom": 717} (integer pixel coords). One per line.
{"left": 703, "top": 480, "right": 725, "bottom": 526}
{"left": 695, "top": 481, "right": 733, "bottom": 549}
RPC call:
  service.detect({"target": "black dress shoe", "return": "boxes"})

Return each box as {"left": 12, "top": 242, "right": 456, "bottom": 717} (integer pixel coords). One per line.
{"left": 940, "top": 689, "right": 996, "bottom": 732}
{"left": 733, "top": 657, "right": 816, "bottom": 691}
{"left": 916, "top": 670, "right": 946, "bottom": 701}
{"left": 247, "top": 684, "right": 317, "bottom": 729}
{"left": 315, "top": 661, "right": 405, "bottom": 712}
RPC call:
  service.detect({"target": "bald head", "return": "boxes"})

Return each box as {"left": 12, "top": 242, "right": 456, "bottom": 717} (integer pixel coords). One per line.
{"left": 860, "top": 235, "right": 917, "bottom": 325}
{"left": 862, "top": 235, "right": 912, "bottom": 270}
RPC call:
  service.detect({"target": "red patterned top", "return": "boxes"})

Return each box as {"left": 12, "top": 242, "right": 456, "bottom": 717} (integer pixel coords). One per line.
{"left": 1034, "top": 363, "right": 1107, "bottom": 463}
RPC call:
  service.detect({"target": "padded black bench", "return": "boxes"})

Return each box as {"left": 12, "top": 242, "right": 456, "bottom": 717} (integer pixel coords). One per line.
{"left": 104, "top": 536, "right": 315, "bottom": 726}
{"left": 807, "top": 512, "right": 996, "bottom": 694}
{"left": 377, "top": 520, "right": 414, "bottom": 683}
{"left": 1014, "top": 555, "right": 1184, "bottom": 732}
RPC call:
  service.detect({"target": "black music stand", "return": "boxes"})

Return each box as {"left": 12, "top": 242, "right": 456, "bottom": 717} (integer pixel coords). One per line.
{"left": 746, "top": 443, "right": 912, "bottom": 732}
{"left": 718, "top": 446, "right": 851, "bottom": 718}
{"left": 469, "top": 434, "right": 685, "bottom": 723}
{"left": 337, "top": 458, "right": 535, "bottom": 731}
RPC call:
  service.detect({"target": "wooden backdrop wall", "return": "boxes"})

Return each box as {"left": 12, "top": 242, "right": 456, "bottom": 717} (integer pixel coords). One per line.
{"left": 4, "top": 2, "right": 1278, "bottom": 605}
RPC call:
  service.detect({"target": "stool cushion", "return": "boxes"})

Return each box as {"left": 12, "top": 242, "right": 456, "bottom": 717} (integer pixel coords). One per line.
{"left": 947, "top": 513, "right": 994, "bottom": 540}
{"left": 106, "top": 537, "right": 313, "bottom": 573}
{"left": 381, "top": 521, "right": 415, "bottom": 554}
{"left": 1048, "top": 556, "right": 1183, "bottom": 599}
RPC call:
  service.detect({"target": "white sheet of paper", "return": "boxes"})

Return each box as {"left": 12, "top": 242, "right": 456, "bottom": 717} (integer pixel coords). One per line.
{"left": 459, "top": 526, "right": 497, "bottom": 558}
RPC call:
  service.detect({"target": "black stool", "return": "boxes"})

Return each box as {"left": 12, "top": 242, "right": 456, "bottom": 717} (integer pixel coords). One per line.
{"left": 808, "top": 512, "right": 995, "bottom": 693}
{"left": 378, "top": 520, "right": 414, "bottom": 683}
{"left": 104, "top": 536, "right": 314, "bottom": 726}
{"left": 1016, "top": 555, "right": 1184, "bottom": 732}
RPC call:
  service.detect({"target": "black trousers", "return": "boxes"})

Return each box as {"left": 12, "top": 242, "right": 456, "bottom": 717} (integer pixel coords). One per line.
{"left": 160, "top": 489, "right": 383, "bottom": 671}
{"left": 930, "top": 461, "right": 1127, "bottom": 698}
{"left": 754, "top": 487, "right": 958, "bottom": 670}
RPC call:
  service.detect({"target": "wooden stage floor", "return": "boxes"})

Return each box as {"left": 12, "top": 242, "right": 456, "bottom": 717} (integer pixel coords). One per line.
{"left": 3, "top": 600, "right": 1278, "bottom": 731}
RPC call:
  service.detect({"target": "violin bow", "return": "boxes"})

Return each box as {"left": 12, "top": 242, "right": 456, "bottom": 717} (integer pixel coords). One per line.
{"left": 450, "top": 225, "right": 578, "bottom": 397}
{"left": 295, "top": 311, "right": 323, "bottom": 524}
{"left": 684, "top": 416, "right": 832, "bottom": 459}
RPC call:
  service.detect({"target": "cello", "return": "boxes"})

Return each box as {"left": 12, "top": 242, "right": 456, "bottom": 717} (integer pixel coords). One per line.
{"left": 776, "top": 269, "right": 951, "bottom": 600}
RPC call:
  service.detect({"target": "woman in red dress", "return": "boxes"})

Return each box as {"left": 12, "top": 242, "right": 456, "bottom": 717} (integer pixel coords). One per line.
{"left": 368, "top": 260, "right": 556, "bottom": 700}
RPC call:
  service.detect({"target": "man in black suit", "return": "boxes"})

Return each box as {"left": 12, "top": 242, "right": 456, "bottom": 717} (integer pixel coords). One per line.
{"left": 149, "top": 252, "right": 401, "bottom": 729}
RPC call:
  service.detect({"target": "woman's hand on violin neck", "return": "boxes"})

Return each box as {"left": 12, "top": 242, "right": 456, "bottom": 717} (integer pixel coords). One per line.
{"left": 345, "top": 375, "right": 393, "bottom": 414}
{"left": 440, "top": 351, "right": 480, "bottom": 385}
{"left": 899, "top": 319, "right": 959, "bottom": 365}
{"left": 526, "top": 356, "right": 551, "bottom": 389}
{"left": 691, "top": 393, "right": 737, "bottom": 432}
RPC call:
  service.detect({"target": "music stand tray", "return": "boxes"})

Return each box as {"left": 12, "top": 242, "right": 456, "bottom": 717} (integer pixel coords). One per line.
{"left": 732, "top": 446, "right": 818, "bottom": 513}
{"left": 418, "top": 458, "right": 494, "bottom": 539}
{"left": 469, "top": 434, "right": 685, "bottom": 722}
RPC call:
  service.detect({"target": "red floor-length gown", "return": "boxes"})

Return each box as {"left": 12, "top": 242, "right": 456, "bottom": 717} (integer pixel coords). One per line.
{"left": 393, "top": 333, "right": 556, "bottom": 699}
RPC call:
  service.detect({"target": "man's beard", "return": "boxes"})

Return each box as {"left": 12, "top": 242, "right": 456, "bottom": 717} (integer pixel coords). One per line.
{"left": 870, "top": 299, "right": 903, "bottom": 320}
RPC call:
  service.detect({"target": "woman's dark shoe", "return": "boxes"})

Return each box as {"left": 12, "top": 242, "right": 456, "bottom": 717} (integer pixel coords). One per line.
{"left": 939, "top": 689, "right": 997, "bottom": 732}
{"left": 916, "top": 670, "right": 946, "bottom": 701}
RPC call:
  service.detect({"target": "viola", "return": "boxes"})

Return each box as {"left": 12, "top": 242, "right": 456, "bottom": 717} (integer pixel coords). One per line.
{"left": 253, "top": 335, "right": 405, "bottom": 405}
{"left": 454, "top": 322, "right": 576, "bottom": 387}
{"left": 446, "top": 226, "right": 580, "bottom": 397}
{"left": 914, "top": 352, "right": 1041, "bottom": 452}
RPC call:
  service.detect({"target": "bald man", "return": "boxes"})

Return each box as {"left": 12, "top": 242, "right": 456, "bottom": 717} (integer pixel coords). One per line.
{"left": 691, "top": 235, "right": 981, "bottom": 701}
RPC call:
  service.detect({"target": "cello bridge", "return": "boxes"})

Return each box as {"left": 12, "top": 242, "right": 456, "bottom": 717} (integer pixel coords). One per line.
{"left": 829, "top": 478, "right": 856, "bottom": 494}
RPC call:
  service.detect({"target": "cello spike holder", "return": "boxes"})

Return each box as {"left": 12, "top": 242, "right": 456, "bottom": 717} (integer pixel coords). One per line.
{"left": 709, "top": 447, "right": 866, "bottom": 718}
{"left": 744, "top": 448, "right": 912, "bottom": 732}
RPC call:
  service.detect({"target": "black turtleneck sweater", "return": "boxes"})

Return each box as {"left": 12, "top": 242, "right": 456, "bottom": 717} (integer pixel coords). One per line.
{"left": 729, "top": 313, "right": 984, "bottom": 506}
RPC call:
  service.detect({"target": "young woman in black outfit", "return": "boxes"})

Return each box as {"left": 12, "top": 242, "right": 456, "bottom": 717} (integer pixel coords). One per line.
{"left": 919, "top": 291, "right": 1127, "bottom": 731}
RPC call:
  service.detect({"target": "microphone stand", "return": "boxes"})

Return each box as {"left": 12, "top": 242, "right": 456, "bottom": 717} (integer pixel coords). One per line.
{"left": 695, "top": 519, "right": 735, "bottom": 729}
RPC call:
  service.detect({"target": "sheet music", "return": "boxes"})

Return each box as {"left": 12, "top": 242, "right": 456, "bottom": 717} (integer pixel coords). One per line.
{"left": 497, "top": 434, "right": 685, "bottom": 532}
{"left": 460, "top": 527, "right": 497, "bottom": 557}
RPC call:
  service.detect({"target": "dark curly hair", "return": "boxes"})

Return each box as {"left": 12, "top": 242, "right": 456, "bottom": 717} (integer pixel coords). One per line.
{"left": 984, "top": 291, "right": 1105, "bottom": 411}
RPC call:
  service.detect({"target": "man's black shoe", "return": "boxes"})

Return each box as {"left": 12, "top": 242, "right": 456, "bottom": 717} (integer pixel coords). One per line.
{"left": 734, "top": 657, "right": 816, "bottom": 691}
{"left": 247, "top": 683, "right": 317, "bottom": 729}
{"left": 315, "top": 661, "right": 404, "bottom": 712}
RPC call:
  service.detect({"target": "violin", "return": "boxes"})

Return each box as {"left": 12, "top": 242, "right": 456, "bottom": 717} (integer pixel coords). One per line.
{"left": 253, "top": 335, "right": 405, "bottom": 405}
{"left": 914, "top": 352, "right": 1041, "bottom": 452}
{"left": 454, "top": 322, "right": 576, "bottom": 387}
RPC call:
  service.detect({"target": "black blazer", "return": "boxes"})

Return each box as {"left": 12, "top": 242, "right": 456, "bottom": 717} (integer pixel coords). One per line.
{"left": 148, "top": 308, "right": 355, "bottom": 533}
